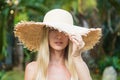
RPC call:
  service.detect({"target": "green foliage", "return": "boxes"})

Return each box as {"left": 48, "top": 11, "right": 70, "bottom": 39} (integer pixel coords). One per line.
{"left": 118, "top": 76, "right": 120, "bottom": 80}
{"left": 95, "top": 0, "right": 120, "bottom": 73}
{"left": 112, "top": 56, "right": 120, "bottom": 71}
{"left": 0, "top": 0, "right": 120, "bottom": 77}
{"left": 77, "top": 0, "right": 97, "bottom": 15}
{"left": 98, "top": 56, "right": 120, "bottom": 73}
{"left": 0, "top": 70, "right": 6, "bottom": 80}
{"left": 0, "top": 0, "right": 11, "bottom": 57}
{"left": 24, "top": 48, "right": 36, "bottom": 63}
{"left": 109, "top": 0, "right": 120, "bottom": 14}
{"left": 91, "top": 72, "right": 120, "bottom": 80}
{"left": 91, "top": 73, "right": 101, "bottom": 80}
{"left": 1, "top": 70, "right": 24, "bottom": 80}
{"left": 14, "top": 12, "right": 28, "bottom": 24}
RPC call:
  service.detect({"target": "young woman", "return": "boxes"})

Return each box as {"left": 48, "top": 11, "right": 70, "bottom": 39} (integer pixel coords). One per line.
{"left": 14, "top": 9, "right": 101, "bottom": 80}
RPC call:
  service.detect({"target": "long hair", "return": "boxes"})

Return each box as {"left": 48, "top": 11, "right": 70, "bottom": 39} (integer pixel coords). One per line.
{"left": 34, "top": 27, "right": 78, "bottom": 80}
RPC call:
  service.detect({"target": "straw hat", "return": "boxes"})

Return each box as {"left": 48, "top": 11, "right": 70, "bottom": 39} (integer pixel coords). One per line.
{"left": 14, "top": 9, "right": 102, "bottom": 51}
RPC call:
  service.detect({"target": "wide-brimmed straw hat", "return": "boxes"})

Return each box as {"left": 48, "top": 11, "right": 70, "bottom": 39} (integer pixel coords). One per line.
{"left": 14, "top": 9, "right": 102, "bottom": 52}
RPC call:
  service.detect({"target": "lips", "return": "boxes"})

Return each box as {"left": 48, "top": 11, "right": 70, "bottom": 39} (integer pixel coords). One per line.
{"left": 55, "top": 42, "right": 63, "bottom": 45}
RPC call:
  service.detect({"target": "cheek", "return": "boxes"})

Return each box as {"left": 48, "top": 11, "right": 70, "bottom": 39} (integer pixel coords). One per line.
{"left": 63, "top": 37, "right": 69, "bottom": 45}
{"left": 49, "top": 38, "right": 53, "bottom": 45}
{"left": 48, "top": 33, "right": 54, "bottom": 46}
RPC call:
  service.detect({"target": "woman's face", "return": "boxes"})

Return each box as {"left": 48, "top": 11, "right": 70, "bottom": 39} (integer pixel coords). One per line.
{"left": 48, "top": 29, "right": 69, "bottom": 51}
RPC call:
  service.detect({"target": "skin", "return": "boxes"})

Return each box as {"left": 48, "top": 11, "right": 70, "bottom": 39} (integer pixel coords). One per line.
{"left": 47, "top": 29, "right": 70, "bottom": 80}
{"left": 25, "top": 29, "right": 92, "bottom": 80}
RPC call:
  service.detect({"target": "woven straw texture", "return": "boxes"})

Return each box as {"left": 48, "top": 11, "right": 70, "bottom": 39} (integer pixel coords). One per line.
{"left": 14, "top": 21, "right": 102, "bottom": 52}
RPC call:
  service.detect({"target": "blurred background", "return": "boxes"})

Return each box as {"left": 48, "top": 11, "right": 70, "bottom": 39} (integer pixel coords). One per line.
{"left": 0, "top": 0, "right": 120, "bottom": 80}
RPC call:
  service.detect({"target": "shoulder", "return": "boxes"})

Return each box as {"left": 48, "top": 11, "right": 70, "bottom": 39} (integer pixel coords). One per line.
{"left": 24, "top": 61, "right": 38, "bottom": 80}
{"left": 26, "top": 61, "right": 38, "bottom": 69}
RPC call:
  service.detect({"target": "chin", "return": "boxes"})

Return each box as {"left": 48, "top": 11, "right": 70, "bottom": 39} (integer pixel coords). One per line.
{"left": 52, "top": 46, "right": 65, "bottom": 51}
{"left": 53, "top": 47, "right": 64, "bottom": 51}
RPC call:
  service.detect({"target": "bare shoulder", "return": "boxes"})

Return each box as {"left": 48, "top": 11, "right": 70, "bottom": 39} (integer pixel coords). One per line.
{"left": 24, "top": 61, "right": 38, "bottom": 80}
{"left": 26, "top": 61, "right": 38, "bottom": 69}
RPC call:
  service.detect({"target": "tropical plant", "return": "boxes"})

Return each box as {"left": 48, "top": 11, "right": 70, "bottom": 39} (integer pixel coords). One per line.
{"left": 0, "top": 0, "right": 15, "bottom": 69}
{"left": 1, "top": 0, "right": 120, "bottom": 76}
{"left": 92, "top": 0, "right": 120, "bottom": 73}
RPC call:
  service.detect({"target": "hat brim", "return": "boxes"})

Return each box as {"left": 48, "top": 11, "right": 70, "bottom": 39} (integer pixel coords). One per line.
{"left": 14, "top": 21, "right": 102, "bottom": 51}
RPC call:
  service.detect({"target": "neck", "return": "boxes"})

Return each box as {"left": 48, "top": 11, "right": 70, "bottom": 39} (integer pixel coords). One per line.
{"left": 50, "top": 49, "right": 65, "bottom": 65}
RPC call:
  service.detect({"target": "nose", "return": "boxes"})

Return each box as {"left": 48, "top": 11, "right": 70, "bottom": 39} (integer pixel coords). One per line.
{"left": 56, "top": 32, "right": 62, "bottom": 39}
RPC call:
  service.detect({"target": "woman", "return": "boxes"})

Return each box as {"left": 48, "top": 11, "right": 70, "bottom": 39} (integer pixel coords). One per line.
{"left": 14, "top": 9, "right": 101, "bottom": 80}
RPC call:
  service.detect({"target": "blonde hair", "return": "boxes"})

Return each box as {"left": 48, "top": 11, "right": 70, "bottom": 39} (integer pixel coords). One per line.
{"left": 34, "top": 27, "right": 78, "bottom": 80}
